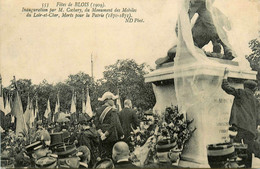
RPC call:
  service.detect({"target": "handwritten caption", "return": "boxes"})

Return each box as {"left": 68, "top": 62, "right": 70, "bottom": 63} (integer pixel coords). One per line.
{"left": 21, "top": 2, "right": 144, "bottom": 23}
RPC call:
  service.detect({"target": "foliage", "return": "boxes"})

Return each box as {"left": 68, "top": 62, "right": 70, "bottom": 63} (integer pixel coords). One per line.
{"left": 246, "top": 34, "right": 260, "bottom": 85}
{"left": 246, "top": 38, "right": 260, "bottom": 71}
{"left": 2, "top": 59, "right": 156, "bottom": 118}
{"left": 102, "top": 59, "right": 155, "bottom": 110}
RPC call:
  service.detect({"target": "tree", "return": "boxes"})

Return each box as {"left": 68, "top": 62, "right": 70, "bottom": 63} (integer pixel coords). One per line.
{"left": 2, "top": 61, "right": 156, "bottom": 115}
{"left": 246, "top": 34, "right": 260, "bottom": 86}
{"left": 65, "top": 71, "right": 95, "bottom": 112}
{"left": 35, "top": 79, "right": 55, "bottom": 119}
{"left": 101, "top": 59, "right": 155, "bottom": 110}
{"left": 7, "top": 79, "right": 35, "bottom": 112}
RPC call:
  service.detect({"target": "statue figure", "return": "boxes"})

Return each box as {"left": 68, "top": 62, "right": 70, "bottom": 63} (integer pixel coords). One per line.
{"left": 156, "top": 0, "right": 234, "bottom": 66}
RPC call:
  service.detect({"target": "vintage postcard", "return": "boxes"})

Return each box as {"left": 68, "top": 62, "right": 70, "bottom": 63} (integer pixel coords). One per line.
{"left": 0, "top": 0, "right": 260, "bottom": 168}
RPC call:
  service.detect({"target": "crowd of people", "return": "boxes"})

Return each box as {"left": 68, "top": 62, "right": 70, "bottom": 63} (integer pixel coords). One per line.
{"left": 1, "top": 91, "right": 181, "bottom": 168}
{"left": 1, "top": 68, "right": 260, "bottom": 168}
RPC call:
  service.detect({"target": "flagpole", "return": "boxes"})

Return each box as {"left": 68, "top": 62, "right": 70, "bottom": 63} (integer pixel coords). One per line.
{"left": 13, "top": 76, "right": 28, "bottom": 135}
{"left": 0, "top": 74, "right": 2, "bottom": 97}
{"left": 58, "top": 90, "right": 60, "bottom": 112}
{"left": 91, "top": 53, "right": 94, "bottom": 80}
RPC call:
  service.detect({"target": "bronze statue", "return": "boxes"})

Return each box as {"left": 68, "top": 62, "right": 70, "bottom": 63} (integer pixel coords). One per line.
{"left": 156, "top": 0, "right": 233, "bottom": 66}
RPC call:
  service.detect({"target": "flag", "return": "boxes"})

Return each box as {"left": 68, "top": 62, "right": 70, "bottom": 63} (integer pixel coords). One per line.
{"left": 0, "top": 82, "right": 4, "bottom": 113}
{"left": 0, "top": 97, "right": 4, "bottom": 113}
{"left": 44, "top": 99, "right": 51, "bottom": 119}
{"left": 54, "top": 94, "right": 60, "bottom": 122}
{"left": 70, "top": 91, "right": 76, "bottom": 114}
{"left": 35, "top": 98, "right": 39, "bottom": 121}
{"left": 0, "top": 88, "right": 6, "bottom": 129}
{"left": 11, "top": 115, "right": 15, "bottom": 123}
{"left": 85, "top": 87, "right": 93, "bottom": 117}
{"left": 13, "top": 91, "right": 27, "bottom": 135}
{"left": 54, "top": 102, "right": 59, "bottom": 114}
{"left": 4, "top": 95, "right": 12, "bottom": 129}
{"left": 116, "top": 89, "right": 122, "bottom": 111}
{"left": 82, "top": 89, "right": 86, "bottom": 114}
{"left": 10, "top": 95, "right": 15, "bottom": 123}
{"left": 55, "top": 94, "right": 60, "bottom": 113}
{"left": 29, "top": 105, "right": 35, "bottom": 128}
{"left": 24, "top": 96, "right": 32, "bottom": 127}
{"left": 4, "top": 96, "right": 11, "bottom": 115}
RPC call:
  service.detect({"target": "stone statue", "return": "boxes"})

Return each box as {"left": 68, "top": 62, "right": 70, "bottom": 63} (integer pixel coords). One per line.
{"left": 156, "top": 0, "right": 233, "bottom": 66}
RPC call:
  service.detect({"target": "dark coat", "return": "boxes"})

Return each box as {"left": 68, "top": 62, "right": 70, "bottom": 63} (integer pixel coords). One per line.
{"left": 114, "top": 161, "right": 139, "bottom": 168}
{"left": 78, "top": 128, "right": 99, "bottom": 148}
{"left": 95, "top": 105, "right": 124, "bottom": 143}
{"left": 222, "top": 79, "right": 260, "bottom": 136}
{"left": 119, "top": 108, "right": 140, "bottom": 141}
{"left": 78, "top": 127, "right": 100, "bottom": 167}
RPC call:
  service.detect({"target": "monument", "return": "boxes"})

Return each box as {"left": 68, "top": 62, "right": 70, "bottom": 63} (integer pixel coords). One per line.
{"left": 145, "top": 0, "right": 257, "bottom": 167}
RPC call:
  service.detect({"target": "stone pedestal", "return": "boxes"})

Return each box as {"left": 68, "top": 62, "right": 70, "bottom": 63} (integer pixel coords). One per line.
{"left": 145, "top": 59, "right": 257, "bottom": 168}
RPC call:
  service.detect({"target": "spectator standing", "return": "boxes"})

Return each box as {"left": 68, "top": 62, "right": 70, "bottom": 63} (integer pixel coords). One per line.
{"left": 221, "top": 68, "right": 260, "bottom": 168}
{"left": 119, "top": 99, "right": 140, "bottom": 145}
{"left": 78, "top": 113, "right": 100, "bottom": 167}
{"left": 94, "top": 92, "right": 124, "bottom": 158}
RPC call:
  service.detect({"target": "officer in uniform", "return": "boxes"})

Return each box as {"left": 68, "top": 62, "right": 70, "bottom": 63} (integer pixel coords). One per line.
{"left": 25, "top": 140, "right": 54, "bottom": 167}
{"left": 95, "top": 92, "right": 124, "bottom": 158}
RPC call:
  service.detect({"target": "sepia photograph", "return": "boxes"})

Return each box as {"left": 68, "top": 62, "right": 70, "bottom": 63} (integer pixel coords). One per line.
{"left": 0, "top": 0, "right": 260, "bottom": 168}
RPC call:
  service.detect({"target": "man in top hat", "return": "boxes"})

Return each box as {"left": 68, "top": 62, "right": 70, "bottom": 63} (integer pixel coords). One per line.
{"left": 78, "top": 113, "right": 100, "bottom": 167}
{"left": 222, "top": 68, "right": 260, "bottom": 168}
{"left": 55, "top": 143, "right": 81, "bottom": 168}
{"left": 95, "top": 91, "right": 124, "bottom": 158}
{"left": 112, "top": 141, "right": 138, "bottom": 168}
{"left": 119, "top": 99, "right": 140, "bottom": 145}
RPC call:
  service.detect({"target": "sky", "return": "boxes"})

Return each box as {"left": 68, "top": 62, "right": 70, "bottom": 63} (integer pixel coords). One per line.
{"left": 0, "top": 0, "right": 259, "bottom": 87}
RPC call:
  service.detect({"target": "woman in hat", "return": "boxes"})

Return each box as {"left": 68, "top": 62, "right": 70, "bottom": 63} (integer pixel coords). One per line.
{"left": 94, "top": 92, "right": 124, "bottom": 158}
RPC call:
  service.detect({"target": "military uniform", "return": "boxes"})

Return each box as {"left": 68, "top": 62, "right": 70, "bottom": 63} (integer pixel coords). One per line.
{"left": 95, "top": 105, "right": 124, "bottom": 158}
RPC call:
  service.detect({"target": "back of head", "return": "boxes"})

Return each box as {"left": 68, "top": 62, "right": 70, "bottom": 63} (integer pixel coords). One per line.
{"left": 112, "top": 141, "right": 130, "bottom": 162}
{"left": 244, "top": 80, "right": 257, "bottom": 91}
{"left": 124, "top": 99, "right": 132, "bottom": 108}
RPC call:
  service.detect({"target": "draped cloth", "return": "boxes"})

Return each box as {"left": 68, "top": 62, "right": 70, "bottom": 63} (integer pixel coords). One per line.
{"left": 174, "top": 0, "right": 224, "bottom": 116}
